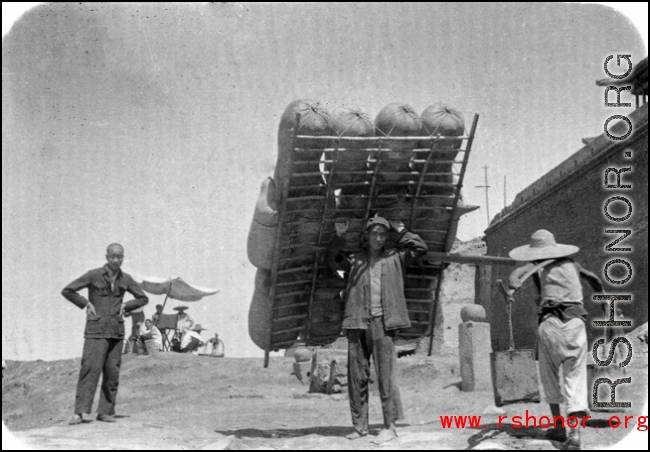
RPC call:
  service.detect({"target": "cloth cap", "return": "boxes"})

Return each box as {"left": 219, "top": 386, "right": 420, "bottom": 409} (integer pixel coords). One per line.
{"left": 366, "top": 216, "right": 390, "bottom": 231}
{"left": 508, "top": 229, "right": 579, "bottom": 261}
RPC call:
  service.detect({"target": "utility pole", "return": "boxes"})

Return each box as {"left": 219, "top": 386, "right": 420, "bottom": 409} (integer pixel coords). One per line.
{"left": 503, "top": 175, "right": 507, "bottom": 208}
{"left": 475, "top": 165, "right": 490, "bottom": 227}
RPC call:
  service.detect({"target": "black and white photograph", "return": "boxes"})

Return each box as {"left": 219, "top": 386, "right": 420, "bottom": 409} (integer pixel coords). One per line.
{"left": 2, "top": 2, "right": 648, "bottom": 450}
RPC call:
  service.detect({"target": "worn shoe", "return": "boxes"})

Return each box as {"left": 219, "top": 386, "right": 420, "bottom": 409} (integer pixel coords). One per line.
{"left": 69, "top": 414, "right": 83, "bottom": 425}
{"left": 96, "top": 414, "right": 116, "bottom": 423}
{"left": 563, "top": 429, "right": 581, "bottom": 450}
{"left": 370, "top": 429, "right": 398, "bottom": 445}
{"left": 546, "top": 427, "right": 567, "bottom": 442}
{"left": 345, "top": 430, "right": 368, "bottom": 440}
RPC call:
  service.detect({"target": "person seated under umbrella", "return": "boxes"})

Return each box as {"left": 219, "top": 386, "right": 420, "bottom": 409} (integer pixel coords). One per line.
{"left": 139, "top": 319, "right": 163, "bottom": 354}
{"left": 180, "top": 324, "right": 207, "bottom": 354}
{"left": 174, "top": 305, "right": 195, "bottom": 335}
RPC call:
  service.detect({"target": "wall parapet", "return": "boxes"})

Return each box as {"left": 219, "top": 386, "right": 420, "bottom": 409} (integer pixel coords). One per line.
{"left": 487, "top": 103, "right": 648, "bottom": 235}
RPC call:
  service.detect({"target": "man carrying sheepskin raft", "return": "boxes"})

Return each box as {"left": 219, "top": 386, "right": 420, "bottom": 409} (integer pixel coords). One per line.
{"left": 328, "top": 215, "right": 428, "bottom": 444}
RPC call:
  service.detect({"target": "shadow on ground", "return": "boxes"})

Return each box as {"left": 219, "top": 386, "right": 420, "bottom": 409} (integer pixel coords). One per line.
{"left": 467, "top": 424, "right": 557, "bottom": 450}
{"left": 466, "top": 419, "right": 620, "bottom": 450}
{"left": 216, "top": 423, "right": 411, "bottom": 439}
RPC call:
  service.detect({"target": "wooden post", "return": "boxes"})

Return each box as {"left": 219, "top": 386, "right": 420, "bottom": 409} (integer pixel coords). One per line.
{"left": 154, "top": 282, "right": 172, "bottom": 328}
{"left": 428, "top": 266, "right": 445, "bottom": 356}
{"left": 430, "top": 114, "right": 480, "bottom": 356}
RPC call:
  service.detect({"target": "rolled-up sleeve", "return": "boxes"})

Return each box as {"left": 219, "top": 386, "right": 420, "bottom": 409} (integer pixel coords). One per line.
{"left": 397, "top": 230, "right": 428, "bottom": 265}
{"left": 62, "top": 272, "right": 91, "bottom": 309}
{"left": 508, "top": 263, "right": 535, "bottom": 290}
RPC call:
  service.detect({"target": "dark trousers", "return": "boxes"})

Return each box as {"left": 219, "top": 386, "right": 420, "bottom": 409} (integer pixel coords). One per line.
{"left": 75, "top": 338, "right": 123, "bottom": 415}
{"left": 347, "top": 317, "right": 403, "bottom": 435}
{"left": 181, "top": 337, "right": 202, "bottom": 354}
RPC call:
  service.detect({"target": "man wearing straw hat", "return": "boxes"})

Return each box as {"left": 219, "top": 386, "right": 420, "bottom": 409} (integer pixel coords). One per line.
{"left": 180, "top": 324, "right": 207, "bottom": 354}
{"left": 330, "top": 215, "right": 428, "bottom": 444}
{"left": 508, "top": 230, "right": 603, "bottom": 450}
{"left": 174, "top": 305, "right": 195, "bottom": 335}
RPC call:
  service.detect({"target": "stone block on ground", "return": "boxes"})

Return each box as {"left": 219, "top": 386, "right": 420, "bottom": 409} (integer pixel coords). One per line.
{"left": 459, "top": 321, "right": 492, "bottom": 391}
{"left": 460, "top": 304, "right": 487, "bottom": 323}
{"left": 285, "top": 343, "right": 313, "bottom": 362}
{"left": 292, "top": 361, "right": 311, "bottom": 384}
{"left": 326, "top": 355, "right": 348, "bottom": 394}
{"left": 309, "top": 349, "right": 348, "bottom": 394}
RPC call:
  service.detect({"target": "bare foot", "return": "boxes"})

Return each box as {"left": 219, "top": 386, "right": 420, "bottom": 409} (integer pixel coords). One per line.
{"left": 345, "top": 431, "right": 367, "bottom": 440}
{"left": 371, "top": 428, "right": 397, "bottom": 445}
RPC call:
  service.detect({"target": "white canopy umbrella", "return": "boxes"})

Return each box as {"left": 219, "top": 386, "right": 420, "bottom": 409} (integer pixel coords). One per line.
{"left": 132, "top": 275, "right": 219, "bottom": 322}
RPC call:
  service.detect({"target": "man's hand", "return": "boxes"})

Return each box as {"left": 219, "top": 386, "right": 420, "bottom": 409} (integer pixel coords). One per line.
{"left": 334, "top": 218, "right": 349, "bottom": 237}
{"left": 86, "top": 303, "right": 97, "bottom": 318}
{"left": 389, "top": 219, "right": 405, "bottom": 233}
{"left": 509, "top": 279, "right": 522, "bottom": 292}
{"left": 119, "top": 304, "right": 125, "bottom": 318}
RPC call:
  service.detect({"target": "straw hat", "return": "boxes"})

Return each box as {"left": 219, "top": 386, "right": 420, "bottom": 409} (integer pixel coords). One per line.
{"left": 190, "top": 324, "right": 207, "bottom": 333}
{"left": 509, "top": 230, "right": 579, "bottom": 262}
{"left": 173, "top": 306, "right": 189, "bottom": 312}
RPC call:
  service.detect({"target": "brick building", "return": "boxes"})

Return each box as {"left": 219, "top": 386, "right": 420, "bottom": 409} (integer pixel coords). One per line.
{"left": 479, "top": 58, "right": 648, "bottom": 352}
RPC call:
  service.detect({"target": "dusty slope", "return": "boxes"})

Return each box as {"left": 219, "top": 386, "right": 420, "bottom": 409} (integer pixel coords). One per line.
{"left": 3, "top": 346, "right": 647, "bottom": 450}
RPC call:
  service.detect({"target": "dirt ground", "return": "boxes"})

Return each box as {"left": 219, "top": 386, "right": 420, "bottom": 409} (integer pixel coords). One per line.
{"left": 2, "top": 351, "right": 647, "bottom": 450}
{"left": 3, "top": 238, "right": 648, "bottom": 450}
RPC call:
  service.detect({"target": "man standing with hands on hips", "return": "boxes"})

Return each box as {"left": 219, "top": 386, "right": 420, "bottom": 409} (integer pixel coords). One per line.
{"left": 330, "top": 215, "right": 428, "bottom": 444}
{"left": 62, "top": 243, "right": 149, "bottom": 425}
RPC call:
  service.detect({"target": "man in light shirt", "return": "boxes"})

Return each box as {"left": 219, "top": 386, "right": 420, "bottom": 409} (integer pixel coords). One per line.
{"left": 174, "top": 306, "right": 195, "bottom": 335}
{"left": 139, "top": 319, "right": 163, "bottom": 354}
{"left": 180, "top": 324, "right": 206, "bottom": 354}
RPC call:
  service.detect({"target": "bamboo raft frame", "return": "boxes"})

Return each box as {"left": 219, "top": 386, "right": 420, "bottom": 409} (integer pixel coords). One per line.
{"left": 263, "top": 114, "right": 480, "bottom": 367}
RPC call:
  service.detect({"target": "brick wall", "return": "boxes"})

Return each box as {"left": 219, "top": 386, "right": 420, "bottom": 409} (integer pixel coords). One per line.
{"left": 481, "top": 104, "right": 648, "bottom": 352}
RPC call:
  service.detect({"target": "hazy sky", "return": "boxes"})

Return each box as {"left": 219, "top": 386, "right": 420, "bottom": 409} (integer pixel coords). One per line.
{"left": 2, "top": 2, "right": 647, "bottom": 362}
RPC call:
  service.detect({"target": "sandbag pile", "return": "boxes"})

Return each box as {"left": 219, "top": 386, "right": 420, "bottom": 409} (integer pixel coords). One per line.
{"left": 247, "top": 177, "right": 278, "bottom": 270}
{"left": 419, "top": 102, "right": 465, "bottom": 192}
{"left": 247, "top": 99, "right": 476, "bottom": 351}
